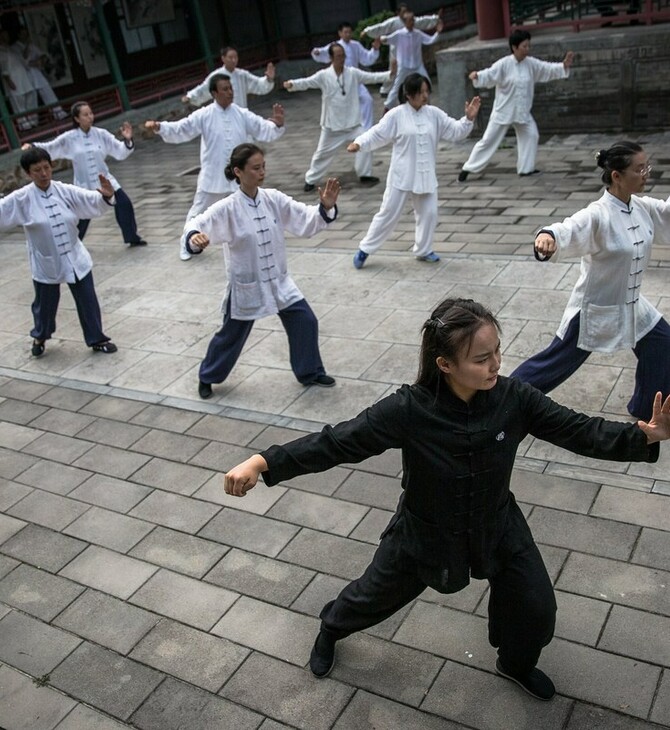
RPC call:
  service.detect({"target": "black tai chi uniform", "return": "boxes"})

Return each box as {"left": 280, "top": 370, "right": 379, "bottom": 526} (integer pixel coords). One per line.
{"left": 260, "top": 376, "right": 658, "bottom": 675}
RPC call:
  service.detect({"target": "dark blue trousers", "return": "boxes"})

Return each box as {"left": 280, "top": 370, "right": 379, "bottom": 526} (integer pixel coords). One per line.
{"left": 30, "top": 271, "right": 109, "bottom": 347}
{"left": 511, "top": 313, "right": 670, "bottom": 421}
{"left": 78, "top": 188, "right": 141, "bottom": 243}
{"left": 199, "top": 297, "right": 326, "bottom": 385}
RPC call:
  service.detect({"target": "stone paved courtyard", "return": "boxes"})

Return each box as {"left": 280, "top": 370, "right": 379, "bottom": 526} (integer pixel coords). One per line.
{"left": 0, "top": 86, "right": 669, "bottom": 729}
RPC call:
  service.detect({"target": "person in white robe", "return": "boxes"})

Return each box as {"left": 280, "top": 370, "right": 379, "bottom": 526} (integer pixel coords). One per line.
{"left": 458, "top": 29, "right": 573, "bottom": 181}
{"left": 348, "top": 74, "right": 480, "bottom": 268}
{"left": 145, "top": 73, "right": 285, "bottom": 260}
{"left": 284, "top": 44, "right": 389, "bottom": 192}
{"left": 512, "top": 141, "right": 670, "bottom": 422}
{"left": 0, "top": 147, "right": 117, "bottom": 358}
{"left": 0, "top": 29, "right": 37, "bottom": 130}
{"left": 25, "top": 100, "right": 145, "bottom": 246}
{"left": 182, "top": 46, "right": 274, "bottom": 109}
{"left": 311, "top": 22, "right": 381, "bottom": 130}
{"left": 381, "top": 11, "right": 443, "bottom": 111}
{"left": 183, "top": 143, "right": 340, "bottom": 399}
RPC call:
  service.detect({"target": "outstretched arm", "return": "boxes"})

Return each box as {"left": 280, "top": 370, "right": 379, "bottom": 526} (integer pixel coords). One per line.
{"left": 224, "top": 454, "right": 269, "bottom": 497}
{"left": 637, "top": 393, "right": 670, "bottom": 443}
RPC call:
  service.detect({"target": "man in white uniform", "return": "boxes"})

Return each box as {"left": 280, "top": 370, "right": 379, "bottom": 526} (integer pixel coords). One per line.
{"left": 0, "top": 30, "right": 37, "bottom": 130}
{"left": 284, "top": 44, "right": 389, "bottom": 192}
{"left": 182, "top": 46, "right": 274, "bottom": 109}
{"left": 145, "top": 74, "right": 285, "bottom": 260}
{"left": 458, "top": 30, "right": 573, "bottom": 181}
{"left": 311, "top": 22, "right": 381, "bottom": 130}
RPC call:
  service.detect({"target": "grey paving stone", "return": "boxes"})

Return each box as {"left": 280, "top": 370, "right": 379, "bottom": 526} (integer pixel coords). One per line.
{"left": 63, "top": 507, "right": 153, "bottom": 552}
{"left": 53, "top": 704, "right": 130, "bottom": 729}
{"left": 35, "top": 386, "right": 99, "bottom": 412}
{"left": 54, "top": 589, "right": 159, "bottom": 655}
{"left": 28, "top": 408, "right": 97, "bottom": 438}
{"left": 599, "top": 604, "right": 670, "bottom": 666}
{"left": 59, "top": 546, "right": 158, "bottom": 600}
{"left": 72, "top": 444, "right": 151, "bottom": 479}
{"left": 15, "top": 460, "right": 92, "bottom": 495}
{"left": 205, "top": 548, "right": 314, "bottom": 606}
{"left": 0, "top": 381, "right": 53, "bottom": 402}
{"left": 542, "top": 637, "right": 661, "bottom": 718}
{"left": 75, "top": 418, "right": 149, "bottom": 449}
{"left": 1, "top": 524, "right": 88, "bottom": 572}
{"left": 0, "top": 446, "right": 39, "bottom": 480}
{"left": 557, "top": 552, "right": 670, "bottom": 616}
{"left": 526, "top": 506, "right": 639, "bottom": 560}
{"left": 21, "top": 432, "right": 95, "bottom": 465}
{"left": 219, "top": 652, "right": 354, "bottom": 730}
{"left": 0, "top": 553, "right": 19, "bottom": 579}
{"left": 130, "top": 568, "right": 237, "bottom": 630}
{"left": 129, "top": 526, "right": 227, "bottom": 578}
{"left": 537, "top": 542, "right": 569, "bottom": 582}
{"left": 422, "top": 579, "right": 489, "bottom": 614}
{"left": 0, "top": 477, "right": 33, "bottom": 510}
{"left": 212, "top": 595, "right": 318, "bottom": 665}
{"left": 567, "top": 702, "right": 662, "bottom": 730}
{"left": 129, "top": 429, "right": 209, "bottom": 464}
{"left": 7, "top": 490, "right": 89, "bottom": 530}
{"left": 68, "top": 474, "right": 152, "bottom": 513}
{"left": 129, "top": 676, "right": 262, "bottom": 730}
{"left": 129, "top": 490, "right": 220, "bottom": 534}
{"left": 0, "top": 609, "right": 81, "bottom": 675}
{"left": 422, "top": 660, "right": 572, "bottom": 730}
{"left": 277, "top": 466, "right": 352, "bottom": 496}
{"left": 0, "top": 663, "right": 77, "bottom": 730}
{"left": 632, "top": 527, "right": 670, "bottom": 571}
{"left": 130, "top": 457, "right": 214, "bottom": 496}
{"left": 267, "top": 490, "right": 369, "bottom": 536}
{"left": 510, "top": 468, "right": 598, "bottom": 513}
{"left": 193, "top": 475, "right": 287, "bottom": 511}
{"left": 0, "top": 563, "right": 84, "bottom": 620}
{"left": 259, "top": 720, "right": 294, "bottom": 730}
{"left": 290, "top": 572, "right": 348, "bottom": 617}
{"left": 591, "top": 485, "right": 670, "bottom": 532}
{"left": 651, "top": 670, "right": 670, "bottom": 726}
{"left": 187, "top": 441, "right": 258, "bottom": 473}
{"left": 49, "top": 642, "right": 164, "bottom": 721}
{"left": 0, "top": 398, "right": 48, "bottom": 425}
{"left": 348, "top": 507, "right": 393, "bottom": 543}
{"left": 198, "top": 508, "right": 299, "bottom": 557}
{"left": 0, "top": 421, "right": 42, "bottom": 449}
{"left": 333, "top": 471, "right": 403, "bottom": 511}
{"left": 278, "top": 528, "right": 377, "bottom": 581}
{"left": 554, "top": 590, "right": 610, "bottom": 646}
{"left": 130, "top": 618, "right": 249, "bottom": 691}
{"left": 0, "top": 512, "right": 27, "bottom": 544}
{"left": 80, "top": 394, "right": 148, "bottom": 421}
{"left": 129, "top": 403, "right": 203, "bottom": 433}
{"left": 187, "top": 413, "right": 266, "bottom": 445}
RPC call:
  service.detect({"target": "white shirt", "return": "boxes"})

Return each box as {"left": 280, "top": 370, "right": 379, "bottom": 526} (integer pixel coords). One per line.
{"left": 548, "top": 189, "right": 670, "bottom": 352}
{"left": 473, "top": 54, "right": 569, "bottom": 125}
{"left": 185, "top": 188, "right": 335, "bottom": 320}
{"left": 354, "top": 103, "right": 473, "bottom": 194}
{"left": 383, "top": 28, "right": 440, "bottom": 70}
{"left": 184, "top": 66, "right": 274, "bottom": 108}
{"left": 312, "top": 39, "right": 379, "bottom": 69}
{"left": 35, "top": 127, "right": 133, "bottom": 191}
{"left": 0, "top": 181, "right": 112, "bottom": 284}
{"left": 157, "top": 102, "right": 284, "bottom": 194}
{"left": 362, "top": 14, "right": 439, "bottom": 37}
{"left": 288, "top": 66, "right": 389, "bottom": 131}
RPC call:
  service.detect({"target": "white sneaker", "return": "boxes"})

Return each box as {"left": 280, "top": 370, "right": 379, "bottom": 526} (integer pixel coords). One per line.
{"left": 179, "top": 240, "right": 192, "bottom": 261}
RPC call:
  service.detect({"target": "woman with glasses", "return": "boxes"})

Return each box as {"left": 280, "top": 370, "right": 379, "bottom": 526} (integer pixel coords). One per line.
{"left": 512, "top": 141, "right": 670, "bottom": 421}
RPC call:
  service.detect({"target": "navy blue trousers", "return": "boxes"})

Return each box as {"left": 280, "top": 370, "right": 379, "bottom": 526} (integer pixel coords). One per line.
{"left": 199, "top": 297, "right": 326, "bottom": 385}
{"left": 511, "top": 313, "right": 670, "bottom": 421}
{"left": 30, "top": 271, "right": 110, "bottom": 347}
{"left": 78, "top": 188, "right": 141, "bottom": 243}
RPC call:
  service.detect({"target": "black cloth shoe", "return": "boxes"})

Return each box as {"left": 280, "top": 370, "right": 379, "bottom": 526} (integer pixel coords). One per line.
{"left": 359, "top": 176, "right": 379, "bottom": 185}
{"left": 495, "top": 659, "right": 555, "bottom": 701}
{"left": 458, "top": 169, "right": 469, "bottom": 182}
{"left": 303, "top": 182, "right": 316, "bottom": 192}
{"left": 519, "top": 169, "right": 542, "bottom": 177}
{"left": 91, "top": 341, "right": 118, "bottom": 353}
{"left": 127, "top": 239, "right": 148, "bottom": 246}
{"left": 303, "top": 374, "right": 336, "bottom": 388}
{"left": 198, "top": 381, "right": 213, "bottom": 399}
{"left": 310, "top": 631, "right": 336, "bottom": 678}
{"left": 31, "top": 339, "right": 45, "bottom": 357}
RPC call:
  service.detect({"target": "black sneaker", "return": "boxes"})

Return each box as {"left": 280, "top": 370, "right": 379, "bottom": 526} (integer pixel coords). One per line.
{"left": 31, "top": 339, "right": 45, "bottom": 357}
{"left": 359, "top": 176, "right": 379, "bottom": 185}
{"left": 198, "top": 381, "right": 213, "bottom": 399}
{"left": 309, "top": 631, "right": 336, "bottom": 678}
{"left": 495, "top": 659, "right": 555, "bottom": 701}
{"left": 303, "top": 182, "right": 316, "bottom": 192}
{"left": 91, "top": 341, "right": 118, "bottom": 353}
{"left": 304, "top": 374, "right": 336, "bottom": 388}
{"left": 458, "top": 169, "right": 469, "bottom": 182}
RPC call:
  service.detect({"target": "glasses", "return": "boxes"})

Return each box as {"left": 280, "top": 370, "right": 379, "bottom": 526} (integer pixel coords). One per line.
{"left": 633, "top": 164, "right": 652, "bottom": 176}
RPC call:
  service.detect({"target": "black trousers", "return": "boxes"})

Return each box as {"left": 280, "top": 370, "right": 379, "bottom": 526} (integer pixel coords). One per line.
{"left": 319, "top": 523, "right": 556, "bottom": 677}
{"left": 78, "top": 187, "right": 141, "bottom": 243}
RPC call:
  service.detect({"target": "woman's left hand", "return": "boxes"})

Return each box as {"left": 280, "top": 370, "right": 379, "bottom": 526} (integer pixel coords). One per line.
{"left": 270, "top": 103, "right": 284, "bottom": 127}
{"left": 637, "top": 392, "right": 670, "bottom": 443}
{"left": 319, "top": 178, "right": 341, "bottom": 208}
{"left": 465, "top": 96, "right": 481, "bottom": 121}
{"left": 97, "top": 174, "right": 114, "bottom": 199}
{"left": 120, "top": 121, "right": 133, "bottom": 140}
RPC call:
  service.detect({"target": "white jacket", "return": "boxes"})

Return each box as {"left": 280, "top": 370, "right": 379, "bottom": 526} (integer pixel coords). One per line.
{"left": 184, "top": 66, "right": 274, "bottom": 108}
{"left": 311, "top": 39, "right": 379, "bottom": 69}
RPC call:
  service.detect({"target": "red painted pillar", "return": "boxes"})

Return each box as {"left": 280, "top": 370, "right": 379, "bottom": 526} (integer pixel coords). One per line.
{"left": 476, "top": 0, "right": 506, "bottom": 40}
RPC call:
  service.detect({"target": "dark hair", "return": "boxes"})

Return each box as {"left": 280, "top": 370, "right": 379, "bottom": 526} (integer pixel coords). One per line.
{"left": 70, "top": 100, "right": 90, "bottom": 128}
{"left": 595, "top": 141, "right": 644, "bottom": 185}
{"left": 224, "top": 143, "right": 264, "bottom": 182}
{"left": 220, "top": 46, "right": 237, "bottom": 57}
{"left": 415, "top": 298, "right": 501, "bottom": 392}
{"left": 400, "top": 73, "right": 431, "bottom": 103}
{"left": 397, "top": 3, "right": 409, "bottom": 12}
{"left": 328, "top": 42, "right": 343, "bottom": 59}
{"left": 509, "top": 29, "right": 531, "bottom": 52}
{"left": 21, "top": 146, "right": 52, "bottom": 172}
{"left": 338, "top": 22, "right": 353, "bottom": 32}
{"left": 209, "top": 73, "right": 231, "bottom": 95}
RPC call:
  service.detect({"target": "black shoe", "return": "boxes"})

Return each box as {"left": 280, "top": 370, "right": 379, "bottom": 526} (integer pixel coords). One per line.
{"left": 458, "top": 169, "right": 469, "bottom": 182}
{"left": 359, "top": 176, "right": 379, "bottom": 185}
{"left": 198, "top": 381, "right": 213, "bottom": 399}
{"left": 309, "top": 631, "right": 336, "bottom": 678}
{"left": 304, "top": 374, "right": 336, "bottom": 388}
{"left": 519, "top": 169, "right": 541, "bottom": 177}
{"left": 128, "top": 239, "right": 148, "bottom": 246}
{"left": 91, "top": 341, "right": 118, "bottom": 353}
{"left": 495, "top": 659, "right": 555, "bottom": 701}
{"left": 303, "top": 182, "right": 316, "bottom": 192}
{"left": 31, "top": 339, "right": 45, "bottom": 357}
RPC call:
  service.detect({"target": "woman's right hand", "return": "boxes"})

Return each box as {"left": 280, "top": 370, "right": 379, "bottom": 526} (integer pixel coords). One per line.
{"left": 534, "top": 232, "right": 557, "bottom": 258}
{"left": 189, "top": 232, "right": 210, "bottom": 251}
{"left": 224, "top": 454, "right": 269, "bottom": 497}
{"left": 144, "top": 120, "right": 160, "bottom": 133}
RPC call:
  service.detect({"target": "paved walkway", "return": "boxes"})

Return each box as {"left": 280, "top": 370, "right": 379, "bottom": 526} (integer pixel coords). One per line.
{"left": 0, "top": 88, "right": 669, "bottom": 730}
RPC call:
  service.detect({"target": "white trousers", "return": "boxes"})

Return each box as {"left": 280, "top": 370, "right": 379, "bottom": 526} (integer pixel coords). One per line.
{"left": 359, "top": 185, "right": 437, "bottom": 257}
{"left": 358, "top": 83, "right": 373, "bottom": 130}
{"left": 180, "top": 189, "right": 230, "bottom": 257}
{"left": 8, "top": 88, "right": 38, "bottom": 129}
{"left": 305, "top": 126, "right": 372, "bottom": 185}
{"left": 384, "top": 63, "right": 428, "bottom": 109}
{"left": 462, "top": 117, "right": 539, "bottom": 175}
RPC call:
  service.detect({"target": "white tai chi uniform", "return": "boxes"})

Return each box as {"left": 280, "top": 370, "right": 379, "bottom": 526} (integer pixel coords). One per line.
{"left": 382, "top": 27, "right": 441, "bottom": 109}
{"left": 156, "top": 102, "right": 284, "bottom": 258}
{"left": 13, "top": 40, "right": 66, "bottom": 118}
{"left": 462, "top": 54, "right": 569, "bottom": 175}
{"left": 287, "top": 66, "right": 389, "bottom": 185}
{"left": 363, "top": 14, "right": 438, "bottom": 94}
{"left": 183, "top": 66, "right": 274, "bottom": 109}
{"left": 354, "top": 103, "right": 473, "bottom": 258}
{"left": 0, "top": 45, "right": 37, "bottom": 129}
{"left": 311, "top": 40, "right": 380, "bottom": 130}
